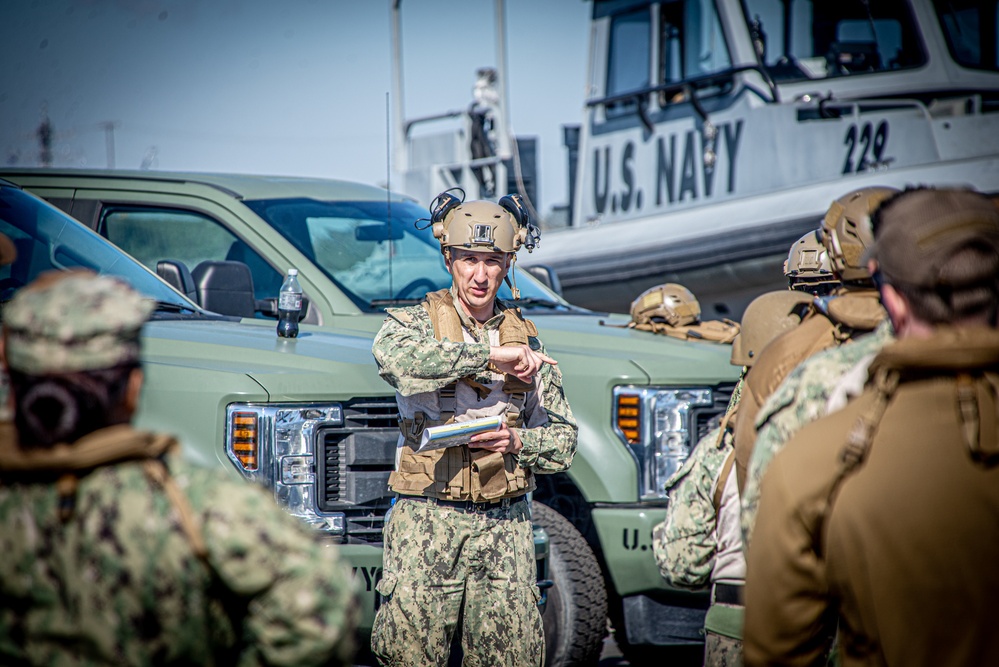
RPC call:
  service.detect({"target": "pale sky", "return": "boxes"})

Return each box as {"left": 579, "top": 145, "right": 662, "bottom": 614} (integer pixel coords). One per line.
{"left": 1, "top": 0, "right": 591, "bottom": 216}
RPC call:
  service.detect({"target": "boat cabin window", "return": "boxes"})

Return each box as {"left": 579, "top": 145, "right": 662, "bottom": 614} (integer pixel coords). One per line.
{"left": 603, "top": 0, "right": 732, "bottom": 113}
{"left": 934, "top": 0, "right": 999, "bottom": 72}
{"left": 742, "top": 0, "right": 926, "bottom": 81}
{"left": 607, "top": 6, "right": 652, "bottom": 107}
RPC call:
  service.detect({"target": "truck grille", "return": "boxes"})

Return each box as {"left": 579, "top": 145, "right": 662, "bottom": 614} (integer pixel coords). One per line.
{"left": 316, "top": 397, "right": 399, "bottom": 545}
{"left": 692, "top": 382, "right": 737, "bottom": 443}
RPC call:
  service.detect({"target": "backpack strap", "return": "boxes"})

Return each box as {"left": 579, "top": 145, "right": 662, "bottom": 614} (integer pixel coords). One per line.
{"left": 713, "top": 450, "right": 736, "bottom": 513}
{"left": 143, "top": 458, "right": 209, "bottom": 563}
{"left": 815, "top": 366, "right": 898, "bottom": 556}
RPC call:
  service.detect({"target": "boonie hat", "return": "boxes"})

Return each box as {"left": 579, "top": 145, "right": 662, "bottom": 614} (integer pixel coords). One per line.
{"left": 4, "top": 271, "right": 153, "bottom": 374}
{"left": 867, "top": 188, "right": 999, "bottom": 288}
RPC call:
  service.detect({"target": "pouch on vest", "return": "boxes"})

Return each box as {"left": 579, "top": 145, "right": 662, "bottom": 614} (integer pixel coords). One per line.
{"left": 390, "top": 289, "right": 537, "bottom": 501}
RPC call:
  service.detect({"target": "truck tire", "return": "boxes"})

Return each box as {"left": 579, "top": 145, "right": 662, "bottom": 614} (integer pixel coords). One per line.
{"left": 533, "top": 502, "right": 608, "bottom": 666}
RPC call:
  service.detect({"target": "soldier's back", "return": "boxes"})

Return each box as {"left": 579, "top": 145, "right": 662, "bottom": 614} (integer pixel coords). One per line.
{"left": 0, "top": 431, "right": 356, "bottom": 667}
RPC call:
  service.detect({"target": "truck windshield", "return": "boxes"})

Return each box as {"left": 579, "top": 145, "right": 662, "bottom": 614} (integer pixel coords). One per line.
{"left": 933, "top": 0, "right": 999, "bottom": 72}
{"left": 742, "top": 0, "right": 926, "bottom": 81}
{"left": 244, "top": 198, "right": 570, "bottom": 312}
{"left": 0, "top": 186, "right": 199, "bottom": 312}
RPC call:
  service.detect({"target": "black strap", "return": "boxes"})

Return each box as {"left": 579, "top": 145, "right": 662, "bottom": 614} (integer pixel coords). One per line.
{"left": 712, "top": 583, "right": 744, "bottom": 605}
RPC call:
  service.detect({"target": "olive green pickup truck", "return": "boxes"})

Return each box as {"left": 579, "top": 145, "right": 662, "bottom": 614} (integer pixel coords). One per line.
{"left": 0, "top": 180, "right": 553, "bottom": 660}
{"left": 2, "top": 168, "right": 741, "bottom": 664}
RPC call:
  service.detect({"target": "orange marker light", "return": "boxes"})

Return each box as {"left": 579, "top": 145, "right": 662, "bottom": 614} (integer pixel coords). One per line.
{"left": 231, "top": 412, "right": 259, "bottom": 471}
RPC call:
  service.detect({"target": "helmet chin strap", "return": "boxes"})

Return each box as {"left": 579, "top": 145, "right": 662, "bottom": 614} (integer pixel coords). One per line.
{"left": 506, "top": 255, "right": 521, "bottom": 301}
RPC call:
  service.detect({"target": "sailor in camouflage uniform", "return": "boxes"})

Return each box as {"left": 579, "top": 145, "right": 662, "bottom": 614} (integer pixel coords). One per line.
{"left": 739, "top": 189, "right": 899, "bottom": 548}
{"left": 370, "top": 193, "right": 577, "bottom": 666}
{"left": 0, "top": 271, "right": 357, "bottom": 666}
{"left": 740, "top": 322, "right": 893, "bottom": 548}
{"left": 731, "top": 187, "right": 895, "bottom": 496}
{"left": 653, "top": 289, "right": 811, "bottom": 667}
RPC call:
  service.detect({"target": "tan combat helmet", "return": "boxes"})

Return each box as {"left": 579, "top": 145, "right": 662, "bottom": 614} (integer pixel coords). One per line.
{"left": 821, "top": 186, "right": 899, "bottom": 283}
{"left": 429, "top": 190, "right": 539, "bottom": 255}
{"left": 730, "top": 290, "right": 813, "bottom": 367}
{"left": 426, "top": 190, "right": 540, "bottom": 299}
{"left": 630, "top": 283, "right": 701, "bottom": 328}
{"left": 784, "top": 229, "right": 837, "bottom": 293}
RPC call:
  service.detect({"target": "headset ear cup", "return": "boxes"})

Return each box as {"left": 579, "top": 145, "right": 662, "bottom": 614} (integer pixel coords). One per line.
{"left": 432, "top": 221, "right": 446, "bottom": 242}
{"left": 431, "top": 192, "right": 462, "bottom": 224}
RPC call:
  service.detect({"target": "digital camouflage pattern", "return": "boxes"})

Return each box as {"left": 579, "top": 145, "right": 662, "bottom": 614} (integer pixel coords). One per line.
{"left": 371, "top": 497, "right": 542, "bottom": 667}
{"left": 705, "top": 631, "right": 743, "bottom": 667}
{"left": 372, "top": 301, "right": 576, "bottom": 472}
{"left": 652, "top": 376, "right": 743, "bottom": 587}
{"left": 4, "top": 272, "right": 153, "bottom": 375}
{"left": 653, "top": 425, "right": 731, "bottom": 588}
{"left": 741, "top": 321, "right": 894, "bottom": 547}
{"left": 371, "top": 297, "right": 574, "bottom": 666}
{"left": 0, "top": 426, "right": 358, "bottom": 666}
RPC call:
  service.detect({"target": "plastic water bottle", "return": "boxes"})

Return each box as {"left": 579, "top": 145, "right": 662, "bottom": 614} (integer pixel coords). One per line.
{"left": 277, "top": 268, "right": 303, "bottom": 338}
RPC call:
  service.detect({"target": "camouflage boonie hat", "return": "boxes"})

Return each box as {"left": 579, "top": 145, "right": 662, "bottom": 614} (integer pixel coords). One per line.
{"left": 4, "top": 271, "right": 153, "bottom": 374}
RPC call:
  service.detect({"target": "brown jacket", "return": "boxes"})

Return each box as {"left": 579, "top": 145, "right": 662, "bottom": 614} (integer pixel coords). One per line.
{"left": 744, "top": 327, "right": 999, "bottom": 667}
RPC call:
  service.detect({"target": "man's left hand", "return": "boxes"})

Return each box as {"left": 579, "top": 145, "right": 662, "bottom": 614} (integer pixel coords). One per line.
{"left": 469, "top": 422, "right": 523, "bottom": 455}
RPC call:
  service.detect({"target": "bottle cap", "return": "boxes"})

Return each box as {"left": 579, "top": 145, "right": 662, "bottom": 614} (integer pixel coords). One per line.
{"left": 288, "top": 268, "right": 298, "bottom": 276}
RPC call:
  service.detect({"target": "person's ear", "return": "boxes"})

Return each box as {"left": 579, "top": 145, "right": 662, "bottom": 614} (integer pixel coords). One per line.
{"left": 124, "top": 368, "right": 144, "bottom": 415}
{"left": 880, "top": 283, "right": 910, "bottom": 334}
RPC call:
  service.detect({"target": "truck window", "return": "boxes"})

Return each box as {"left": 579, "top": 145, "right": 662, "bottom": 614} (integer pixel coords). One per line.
{"left": 742, "top": 0, "right": 926, "bottom": 81}
{"left": 100, "top": 207, "right": 284, "bottom": 305}
{"left": 934, "top": 0, "right": 999, "bottom": 72}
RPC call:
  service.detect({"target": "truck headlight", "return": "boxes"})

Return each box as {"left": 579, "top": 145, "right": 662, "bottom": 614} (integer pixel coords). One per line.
{"left": 613, "top": 387, "right": 714, "bottom": 501}
{"left": 225, "top": 403, "right": 346, "bottom": 535}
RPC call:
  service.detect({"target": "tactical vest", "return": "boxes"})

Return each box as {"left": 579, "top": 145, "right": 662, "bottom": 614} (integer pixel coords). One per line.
{"left": 389, "top": 289, "right": 538, "bottom": 502}
{"left": 0, "top": 423, "right": 208, "bottom": 562}
{"left": 733, "top": 289, "right": 886, "bottom": 492}
{"left": 630, "top": 318, "right": 740, "bottom": 343}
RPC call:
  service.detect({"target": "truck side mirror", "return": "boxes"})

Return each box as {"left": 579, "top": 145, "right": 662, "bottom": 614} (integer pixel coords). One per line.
{"left": 191, "top": 260, "right": 256, "bottom": 318}
{"left": 156, "top": 260, "right": 198, "bottom": 303}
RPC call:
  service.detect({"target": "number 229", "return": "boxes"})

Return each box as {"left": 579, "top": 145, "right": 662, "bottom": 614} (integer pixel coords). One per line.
{"left": 842, "top": 121, "right": 889, "bottom": 174}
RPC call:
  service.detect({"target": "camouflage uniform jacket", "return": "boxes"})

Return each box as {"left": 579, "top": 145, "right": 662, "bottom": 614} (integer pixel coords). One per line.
{"left": 372, "top": 294, "right": 576, "bottom": 474}
{"left": 741, "top": 320, "right": 894, "bottom": 547}
{"left": 0, "top": 424, "right": 357, "bottom": 667}
{"left": 654, "top": 378, "right": 745, "bottom": 588}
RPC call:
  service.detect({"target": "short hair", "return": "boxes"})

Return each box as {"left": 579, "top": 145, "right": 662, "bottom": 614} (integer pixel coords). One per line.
{"left": 891, "top": 242, "right": 999, "bottom": 325}
{"left": 9, "top": 363, "right": 138, "bottom": 449}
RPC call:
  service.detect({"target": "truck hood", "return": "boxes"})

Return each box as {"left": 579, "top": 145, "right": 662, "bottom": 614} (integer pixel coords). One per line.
{"left": 143, "top": 318, "right": 388, "bottom": 401}
{"left": 329, "top": 310, "right": 739, "bottom": 387}
{"left": 516, "top": 312, "right": 738, "bottom": 387}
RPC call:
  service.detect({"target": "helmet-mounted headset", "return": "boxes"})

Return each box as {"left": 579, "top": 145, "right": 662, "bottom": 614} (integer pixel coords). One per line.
{"left": 422, "top": 189, "right": 541, "bottom": 300}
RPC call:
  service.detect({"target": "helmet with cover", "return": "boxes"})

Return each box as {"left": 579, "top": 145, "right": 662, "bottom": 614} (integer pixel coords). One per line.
{"left": 730, "top": 290, "right": 812, "bottom": 367}
{"left": 821, "top": 186, "right": 899, "bottom": 283}
{"left": 630, "top": 283, "right": 701, "bottom": 328}
{"left": 429, "top": 191, "right": 539, "bottom": 255}
{"left": 784, "top": 229, "right": 837, "bottom": 293}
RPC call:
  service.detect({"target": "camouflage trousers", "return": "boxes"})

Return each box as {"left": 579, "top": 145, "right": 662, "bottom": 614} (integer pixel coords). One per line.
{"left": 704, "top": 631, "right": 742, "bottom": 667}
{"left": 703, "top": 602, "right": 743, "bottom": 667}
{"left": 371, "top": 496, "right": 543, "bottom": 667}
